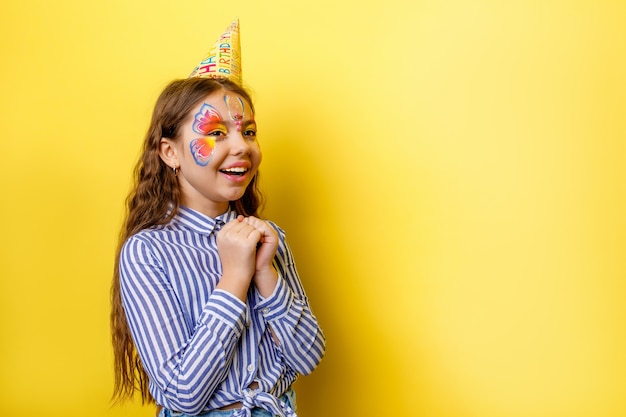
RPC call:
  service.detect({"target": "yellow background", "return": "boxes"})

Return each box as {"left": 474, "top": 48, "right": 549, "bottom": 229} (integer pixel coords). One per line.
{"left": 1, "top": 0, "right": 625, "bottom": 416}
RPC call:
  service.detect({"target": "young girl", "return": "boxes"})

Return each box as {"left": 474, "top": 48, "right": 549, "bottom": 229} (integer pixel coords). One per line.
{"left": 110, "top": 76, "right": 325, "bottom": 417}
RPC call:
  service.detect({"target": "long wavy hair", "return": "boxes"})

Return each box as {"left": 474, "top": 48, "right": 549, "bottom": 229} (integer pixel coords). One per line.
{"left": 110, "top": 77, "right": 263, "bottom": 405}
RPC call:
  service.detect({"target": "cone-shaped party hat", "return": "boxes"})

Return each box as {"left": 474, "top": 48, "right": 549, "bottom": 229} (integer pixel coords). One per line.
{"left": 189, "top": 18, "right": 242, "bottom": 85}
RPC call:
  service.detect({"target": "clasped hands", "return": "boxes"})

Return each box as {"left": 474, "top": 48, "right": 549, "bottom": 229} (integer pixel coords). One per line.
{"left": 216, "top": 215, "right": 279, "bottom": 300}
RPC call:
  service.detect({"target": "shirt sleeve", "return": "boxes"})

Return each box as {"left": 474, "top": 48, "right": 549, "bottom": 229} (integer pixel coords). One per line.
{"left": 119, "top": 235, "right": 246, "bottom": 415}
{"left": 254, "top": 224, "right": 326, "bottom": 375}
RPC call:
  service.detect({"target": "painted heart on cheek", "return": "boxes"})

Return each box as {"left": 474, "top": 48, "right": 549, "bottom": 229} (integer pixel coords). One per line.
{"left": 190, "top": 137, "right": 216, "bottom": 166}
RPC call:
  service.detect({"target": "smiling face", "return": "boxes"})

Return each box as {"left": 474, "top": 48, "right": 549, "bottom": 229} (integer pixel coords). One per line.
{"left": 159, "top": 90, "right": 261, "bottom": 217}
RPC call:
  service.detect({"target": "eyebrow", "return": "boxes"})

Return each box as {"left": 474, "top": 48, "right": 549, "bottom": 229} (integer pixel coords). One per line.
{"left": 200, "top": 119, "right": 256, "bottom": 132}
{"left": 226, "top": 118, "right": 256, "bottom": 126}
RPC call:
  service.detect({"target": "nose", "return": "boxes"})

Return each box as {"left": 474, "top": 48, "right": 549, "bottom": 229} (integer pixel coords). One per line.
{"left": 229, "top": 131, "right": 252, "bottom": 156}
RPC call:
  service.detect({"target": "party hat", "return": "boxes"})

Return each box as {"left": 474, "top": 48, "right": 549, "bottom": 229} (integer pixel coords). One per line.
{"left": 189, "top": 18, "right": 242, "bottom": 85}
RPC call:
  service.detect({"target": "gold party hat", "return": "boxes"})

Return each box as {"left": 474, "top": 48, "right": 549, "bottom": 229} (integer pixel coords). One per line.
{"left": 189, "top": 18, "right": 242, "bottom": 85}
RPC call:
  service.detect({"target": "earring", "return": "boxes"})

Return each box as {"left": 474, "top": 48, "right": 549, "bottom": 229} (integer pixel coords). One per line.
{"left": 173, "top": 166, "right": 178, "bottom": 176}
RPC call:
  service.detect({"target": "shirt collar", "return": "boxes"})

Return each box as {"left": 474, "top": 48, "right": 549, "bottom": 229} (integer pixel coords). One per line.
{"left": 173, "top": 206, "right": 239, "bottom": 235}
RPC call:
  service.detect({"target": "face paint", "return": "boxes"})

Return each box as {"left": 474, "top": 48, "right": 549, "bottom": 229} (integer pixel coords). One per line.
{"left": 193, "top": 103, "right": 223, "bottom": 135}
{"left": 190, "top": 103, "right": 223, "bottom": 165}
{"left": 224, "top": 95, "right": 245, "bottom": 131}
{"left": 190, "top": 137, "right": 216, "bottom": 166}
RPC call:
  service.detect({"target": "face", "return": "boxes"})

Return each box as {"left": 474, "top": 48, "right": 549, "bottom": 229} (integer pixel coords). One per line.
{"left": 160, "top": 90, "right": 261, "bottom": 216}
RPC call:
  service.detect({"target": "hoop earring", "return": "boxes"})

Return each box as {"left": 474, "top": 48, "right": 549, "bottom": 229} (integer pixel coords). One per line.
{"left": 173, "top": 166, "right": 178, "bottom": 176}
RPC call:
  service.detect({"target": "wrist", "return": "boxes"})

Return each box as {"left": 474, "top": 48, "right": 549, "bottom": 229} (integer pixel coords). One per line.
{"left": 253, "top": 267, "right": 278, "bottom": 297}
{"left": 218, "top": 271, "right": 253, "bottom": 301}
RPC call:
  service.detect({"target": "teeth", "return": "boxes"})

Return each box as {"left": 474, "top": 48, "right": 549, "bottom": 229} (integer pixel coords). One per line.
{"left": 222, "top": 167, "right": 247, "bottom": 173}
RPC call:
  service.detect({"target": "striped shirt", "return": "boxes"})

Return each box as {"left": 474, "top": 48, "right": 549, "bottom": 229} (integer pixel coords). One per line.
{"left": 119, "top": 206, "right": 325, "bottom": 416}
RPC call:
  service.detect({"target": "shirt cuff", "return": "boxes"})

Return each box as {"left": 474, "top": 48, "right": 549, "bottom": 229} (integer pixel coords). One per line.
{"left": 254, "top": 274, "right": 293, "bottom": 321}
{"left": 198, "top": 289, "right": 247, "bottom": 335}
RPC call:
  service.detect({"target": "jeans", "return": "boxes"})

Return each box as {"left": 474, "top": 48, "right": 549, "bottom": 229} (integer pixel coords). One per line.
{"left": 159, "top": 388, "right": 297, "bottom": 417}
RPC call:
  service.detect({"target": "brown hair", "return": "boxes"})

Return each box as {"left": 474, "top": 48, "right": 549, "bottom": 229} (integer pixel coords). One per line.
{"left": 110, "top": 77, "right": 263, "bottom": 404}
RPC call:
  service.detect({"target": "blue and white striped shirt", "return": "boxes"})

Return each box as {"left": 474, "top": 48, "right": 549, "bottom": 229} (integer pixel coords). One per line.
{"left": 119, "top": 207, "right": 325, "bottom": 416}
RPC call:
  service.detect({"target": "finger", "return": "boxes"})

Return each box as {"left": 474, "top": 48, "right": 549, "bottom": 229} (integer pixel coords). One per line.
{"left": 242, "top": 217, "right": 270, "bottom": 234}
{"left": 222, "top": 217, "right": 253, "bottom": 233}
{"left": 244, "top": 217, "right": 277, "bottom": 243}
{"left": 242, "top": 216, "right": 262, "bottom": 226}
{"left": 220, "top": 217, "right": 244, "bottom": 233}
{"left": 221, "top": 221, "right": 261, "bottom": 244}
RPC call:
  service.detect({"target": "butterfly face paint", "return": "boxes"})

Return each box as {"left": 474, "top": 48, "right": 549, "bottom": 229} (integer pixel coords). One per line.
{"left": 224, "top": 95, "right": 245, "bottom": 131}
{"left": 189, "top": 103, "right": 222, "bottom": 166}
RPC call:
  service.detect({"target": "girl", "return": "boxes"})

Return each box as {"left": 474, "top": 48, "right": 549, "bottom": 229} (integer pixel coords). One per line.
{"left": 110, "top": 77, "right": 325, "bottom": 417}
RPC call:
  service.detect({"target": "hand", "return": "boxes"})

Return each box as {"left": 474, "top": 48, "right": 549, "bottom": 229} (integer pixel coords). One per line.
{"left": 241, "top": 216, "right": 279, "bottom": 297}
{"left": 241, "top": 216, "right": 278, "bottom": 273}
{"left": 215, "top": 216, "right": 263, "bottom": 299}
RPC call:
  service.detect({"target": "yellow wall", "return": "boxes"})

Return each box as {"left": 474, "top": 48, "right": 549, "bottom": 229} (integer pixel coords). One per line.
{"left": 1, "top": 1, "right": 625, "bottom": 416}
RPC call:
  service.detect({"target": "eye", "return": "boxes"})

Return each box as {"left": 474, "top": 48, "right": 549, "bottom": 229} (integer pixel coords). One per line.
{"left": 207, "top": 130, "right": 228, "bottom": 141}
{"left": 243, "top": 128, "right": 257, "bottom": 139}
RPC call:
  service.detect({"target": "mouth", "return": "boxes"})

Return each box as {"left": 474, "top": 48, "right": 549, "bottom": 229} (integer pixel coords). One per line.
{"left": 219, "top": 166, "right": 249, "bottom": 177}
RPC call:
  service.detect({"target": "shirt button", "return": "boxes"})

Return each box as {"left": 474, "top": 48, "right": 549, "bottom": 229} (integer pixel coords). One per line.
{"left": 247, "top": 364, "right": 255, "bottom": 372}
{"left": 262, "top": 308, "right": 270, "bottom": 314}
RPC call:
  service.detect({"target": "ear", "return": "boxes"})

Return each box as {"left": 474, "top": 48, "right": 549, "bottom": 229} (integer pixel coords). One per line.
{"left": 159, "top": 138, "right": 180, "bottom": 169}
